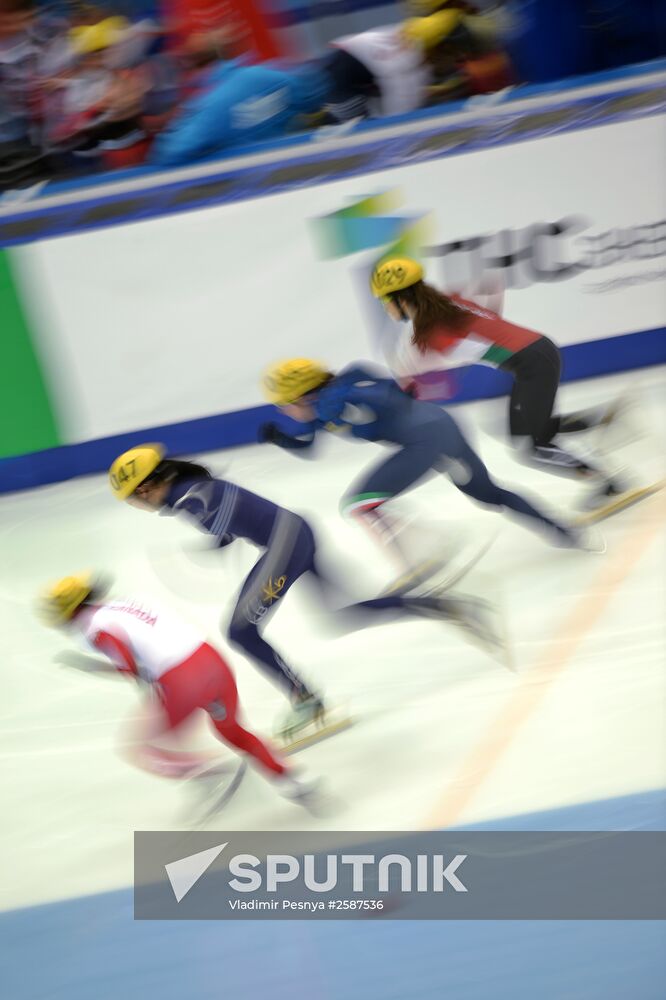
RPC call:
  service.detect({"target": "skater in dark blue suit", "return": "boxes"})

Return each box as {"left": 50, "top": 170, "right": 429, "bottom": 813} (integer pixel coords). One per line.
{"left": 108, "top": 442, "right": 495, "bottom": 736}
{"left": 261, "top": 358, "right": 583, "bottom": 574}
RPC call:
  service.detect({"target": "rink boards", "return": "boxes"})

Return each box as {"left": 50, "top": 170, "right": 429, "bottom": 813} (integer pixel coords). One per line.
{"left": 0, "top": 60, "right": 665, "bottom": 490}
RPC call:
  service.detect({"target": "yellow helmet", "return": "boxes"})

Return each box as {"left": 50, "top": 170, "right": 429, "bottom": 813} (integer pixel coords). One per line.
{"left": 263, "top": 359, "right": 329, "bottom": 405}
{"left": 403, "top": 9, "right": 463, "bottom": 49}
{"left": 370, "top": 257, "right": 424, "bottom": 298}
{"left": 70, "top": 16, "right": 128, "bottom": 55}
{"left": 109, "top": 443, "right": 165, "bottom": 500}
{"left": 39, "top": 573, "right": 95, "bottom": 626}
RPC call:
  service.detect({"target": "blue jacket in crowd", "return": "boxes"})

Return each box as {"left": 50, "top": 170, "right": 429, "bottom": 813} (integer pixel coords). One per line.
{"left": 150, "top": 59, "right": 330, "bottom": 166}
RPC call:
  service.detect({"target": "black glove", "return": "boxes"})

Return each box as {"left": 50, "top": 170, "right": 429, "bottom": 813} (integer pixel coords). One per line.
{"left": 258, "top": 422, "right": 280, "bottom": 444}
{"left": 258, "top": 423, "right": 315, "bottom": 451}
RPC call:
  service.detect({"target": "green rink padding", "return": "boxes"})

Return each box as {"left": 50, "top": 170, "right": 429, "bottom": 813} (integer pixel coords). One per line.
{"left": 0, "top": 250, "right": 61, "bottom": 458}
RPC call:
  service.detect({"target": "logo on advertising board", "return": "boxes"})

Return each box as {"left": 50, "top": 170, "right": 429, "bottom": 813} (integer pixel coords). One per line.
{"left": 312, "top": 192, "right": 665, "bottom": 297}
{"left": 424, "top": 217, "right": 666, "bottom": 294}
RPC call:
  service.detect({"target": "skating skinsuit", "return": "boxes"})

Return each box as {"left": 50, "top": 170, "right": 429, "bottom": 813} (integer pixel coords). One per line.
{"left": 78, "top": 600, "right": 201, "bottom": 680}
{"left": 402, "top": 295, "right": 541, "bottom": 371}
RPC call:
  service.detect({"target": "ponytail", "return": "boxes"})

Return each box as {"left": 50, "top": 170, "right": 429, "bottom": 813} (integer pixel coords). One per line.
{"left": 396, "top": 281, "right": 469, "bottom": 350}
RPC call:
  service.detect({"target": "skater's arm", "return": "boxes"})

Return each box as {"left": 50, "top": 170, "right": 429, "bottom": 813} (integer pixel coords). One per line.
{"left": 258, "top": 421, "right": 317, "bottom": 454}
{"left": 92, "top": 630, "right": 138, "bottom": 676}
{"left": 171, "top": 481, "right": 244, "bottom": 538}
{"left": 54, "top": 649, "right": 119, "bottom": 675}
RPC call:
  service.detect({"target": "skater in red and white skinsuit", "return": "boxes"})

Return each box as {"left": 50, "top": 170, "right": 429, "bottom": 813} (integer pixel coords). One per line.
{"left": 41, "top": 574, "right": 314, "bottom": 807}
{"left": 369, "top": 256, "right": 630, "bottom": 511}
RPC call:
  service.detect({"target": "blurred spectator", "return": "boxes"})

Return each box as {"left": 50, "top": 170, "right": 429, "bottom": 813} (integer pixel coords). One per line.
{"left": 0, "top": 0, "right": 65, "bottom": 191}
{"left": 318, "top": 1, "right": 513, "bottom": 125}
{"left": 405, "top": 1, "right": 514, "bottom": 105}
{"left": 149, "top": 54, "right": 329, "bottom": 165}
{"left": 319, "top": 24, "right": 430, "bottom": 122}
{"left": 2, "top": 0, "right": 662, "bottom": 190}
{"left": 41, "top": 15, "right": 159, "bottom": 171}
{"left": 161, "top": 0, "right": 283, "bottom": 61}
{"left": 0, "top": 1, "right": 169, "bottom": 188}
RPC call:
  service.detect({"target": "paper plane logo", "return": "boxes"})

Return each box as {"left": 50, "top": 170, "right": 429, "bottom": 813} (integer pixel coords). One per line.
{"left": 165, "top": 842, "right": 227, "bottom": 902}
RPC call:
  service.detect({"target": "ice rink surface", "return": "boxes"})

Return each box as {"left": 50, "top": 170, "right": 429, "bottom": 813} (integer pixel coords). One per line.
{"left": 1, "top": 367, "right": 665, "bottom": 1000}
{"left": 1, "top": 365, "right": 664, "bottom": 913}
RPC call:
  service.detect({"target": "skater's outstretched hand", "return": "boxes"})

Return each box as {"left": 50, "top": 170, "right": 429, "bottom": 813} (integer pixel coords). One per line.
{"left": 53, "top": 650, "right": 117, "bottom": 676}
{"left": 258, "top": 423, "right": 316, "bottom": 454}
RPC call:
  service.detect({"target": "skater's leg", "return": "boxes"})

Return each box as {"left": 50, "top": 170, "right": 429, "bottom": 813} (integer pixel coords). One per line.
{"left": 341, "top": 441, "right": 443, "bottom": 571}
{"left": 448, "top": 440, "right": 574, "bottom": 542}
{"left": 227, "top": 511, "right": 318, "bottom": 701}
{"left": 342, "top": 443, "right": 440, "bottom": 518}
{"left": 339, "top": 427, "right": 503, "bottom": 597}
{"left": 337, "top": 592, "right": 486, "bottom": 629}
{"left": 216, "top": 717, "right": 287, "bottom": 775}
{"left": 507, "top": 339, "right": 560, "bottom": 444}
{"left": 557, "top": 406, "right": 611, "bottom": 433}
{"left": 228, "top": 612, "right": 313, "bottom": 698}
{"left": 307, "top": 532, "right": 467, "bottom": 630}
{"left": 205, "top": 657, "right": 286, "bottom": 776}
{"left": 505, "top": 339, "right": 606, "bottom": 478}
{"left": 125, "top": 647, "right": 223, "bottom": 778}
{"left": 202, "top": 647, "right": 318, "bottom": 810}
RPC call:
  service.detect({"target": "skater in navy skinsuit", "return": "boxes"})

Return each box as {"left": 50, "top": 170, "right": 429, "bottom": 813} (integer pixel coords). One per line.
{"left": 108, "top": 442, "right": 492, "bottom": 735}
{"left": 261, "top": 358, "right": 581, "bottom": 570}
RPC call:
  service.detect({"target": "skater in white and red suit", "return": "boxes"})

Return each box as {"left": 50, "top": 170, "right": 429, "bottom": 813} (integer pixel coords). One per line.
{"left": 40, "top": 573, "right": 313, "bottom": 805}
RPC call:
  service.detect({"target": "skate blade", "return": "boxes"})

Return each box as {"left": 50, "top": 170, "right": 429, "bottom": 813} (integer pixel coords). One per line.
{"left": 418, "top": 532, "right": 500, "bottom": 596}
{"left": 577, "top": 525, "right": 607, "bottom": 554}
{"left": 381, "top": 555, "right": 453, "bottom": 598}
{"left": 184, "top": 759, "right": 248, "bottom": 826}
{"left": 279, "top": 715, "right": 354, "bottom": 755}
{"left": 596, "top": 391, "right": 645, "bottom": 451}
{"left": 459, "top": 612, "right": 514, "bottom": 672}
{"left": 383, "top": 531, "right": 499, "bottom": 598}
{"left": 575, "top": 480, "right": 665, "bottom": 525}
{"left": 484, "top": 591, "right": 515, "bottom": 674}
{"left": 440, "top": 586, "right": 515, "bottom": 672}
